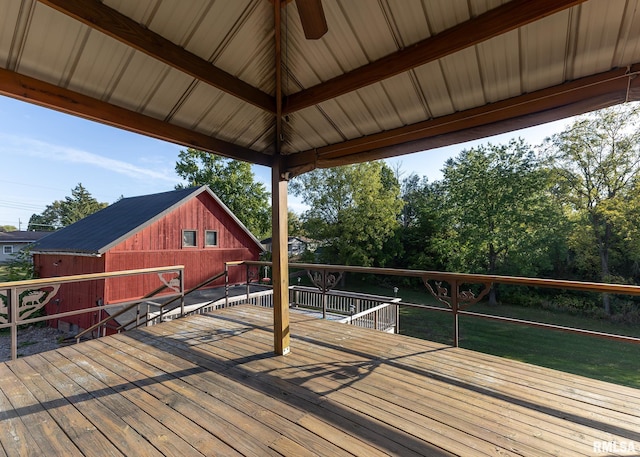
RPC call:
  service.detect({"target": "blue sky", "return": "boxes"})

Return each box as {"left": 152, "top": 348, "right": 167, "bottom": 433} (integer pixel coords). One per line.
{"left": 0, "top": 94, "right": 571, "bottom": 229}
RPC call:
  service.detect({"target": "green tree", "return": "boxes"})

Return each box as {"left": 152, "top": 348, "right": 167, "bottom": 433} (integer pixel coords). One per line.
{"left": 5, "top": 246, "right": 35, "bottom": 281}
{"left": 1, "top": 225, "right": 17, "bottom": 232}
{"left": 291, "top": 162, "right": 403, "bottom": 267}
{"left": 175, "top": 148, "right": 271, "bottom": 238}
{"left": 438, "top": 139, "right": 566, "bottom": 304}
{"left": 288, "top": 211, "right": 305, "bottom": 237}
{"left": 27, "top": 184, "right": 107, "bottom": 231}
{"left": 387, "top": 174, "right": 444, "bottom": 271}
{"left": 545, "top": 104, "right": 640, "bottom": 313}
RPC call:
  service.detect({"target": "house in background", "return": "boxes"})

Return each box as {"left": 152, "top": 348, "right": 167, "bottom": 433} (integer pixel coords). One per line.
{"left": 31, "top": 186, "right": 263, "bottom": 332}
{"left": 261, "top": 236, "right": 316, "bottom": 258}
{"left": 0, "top": 231, "right": 51, "bottom": 264}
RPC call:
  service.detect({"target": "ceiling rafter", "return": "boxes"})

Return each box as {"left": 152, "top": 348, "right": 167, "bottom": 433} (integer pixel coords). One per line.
{"left": 0, "top": 68, "right": 272, "bottom": 166}
{"left": 38, "top": 0, "right": 276, "bottom": 114}
{"left": 285, "top": 64, "right": 640, "bottom": 175}
{"left": 282, "top": 0, "right": 586, "bottom": 115}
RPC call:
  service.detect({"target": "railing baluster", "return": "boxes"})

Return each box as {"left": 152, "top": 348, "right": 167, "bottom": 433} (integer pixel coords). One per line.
{"left": 10, "top": 287, "right": 18, "bottom": 360}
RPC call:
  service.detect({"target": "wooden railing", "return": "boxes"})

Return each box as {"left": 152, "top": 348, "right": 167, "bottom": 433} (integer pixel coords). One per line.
{"left": 147, "top": 289, "right": 274, "bottom": 325}
{"left": 289, "top": 285, "right": 399, "bottom": 317}
{"left": 0, "top": 266, "right": 184, "bottom": 360}
{"left": 337, "top": 301, "right": 400, "bottom": 332}
{"left": 233, "top": 261, "right": 640, "bottom": 347}
{"left": 4, "top": 260, "right": 640, "bottom": 361}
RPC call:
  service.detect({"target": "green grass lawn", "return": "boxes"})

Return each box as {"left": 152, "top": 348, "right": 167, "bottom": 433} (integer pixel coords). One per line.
{"left": 340, "top": 275, "right": 640, "bottom": 388}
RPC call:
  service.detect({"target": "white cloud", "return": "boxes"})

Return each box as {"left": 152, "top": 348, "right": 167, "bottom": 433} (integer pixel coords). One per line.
{"left": 0, "top": 134, "right": 177, "bottom": 183}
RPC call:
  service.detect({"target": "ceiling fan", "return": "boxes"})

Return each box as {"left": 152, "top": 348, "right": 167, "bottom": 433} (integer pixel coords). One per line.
{"left": 292, "top": 0, "right": 328, "bottom": 40}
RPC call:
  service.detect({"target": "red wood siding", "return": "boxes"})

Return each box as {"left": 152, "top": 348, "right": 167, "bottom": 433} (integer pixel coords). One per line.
{"left": 33, "top": 190, "right": 262, "bottom": 326}
{"left": 34, "top": 253, "right": 106, "bottom": 331}
{"left": 104, "top": 192, "right": 261, "bottom": 302}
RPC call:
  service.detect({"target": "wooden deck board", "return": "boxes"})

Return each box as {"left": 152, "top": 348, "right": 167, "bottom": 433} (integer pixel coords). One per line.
{"left": 1, "top": 305, "right": 638, "bottom": 456}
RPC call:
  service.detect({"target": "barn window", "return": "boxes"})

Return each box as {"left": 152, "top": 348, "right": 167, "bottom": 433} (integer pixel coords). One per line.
{"left": 182, "top": 230, "right": 197, "bottom": 247}
{"left": 3, "top": 245, "right": 13, "bottom": 254}
{"left": 205, "top": 230, "right": 218, "bottom": 247}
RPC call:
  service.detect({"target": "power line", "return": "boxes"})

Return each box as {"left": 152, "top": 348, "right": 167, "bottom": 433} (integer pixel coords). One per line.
{"left": 0, "top": 200, "right": 46, "bottom": 211}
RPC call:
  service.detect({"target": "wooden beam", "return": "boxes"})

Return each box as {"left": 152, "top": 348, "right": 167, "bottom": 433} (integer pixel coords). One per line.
{"left": 285, "top": 64, "right": 640, "bottom": 175}
{"left": 0, "top": 68, "right": 272, "bottom": 166}
{"left": 283, "top": 0, "right": 585, "bottom": 114}
{"left": 272, "top": 0, "right": 290, "bottom": 356}
{"left": 38, "top": 0, "right": 275, "bottom": 114}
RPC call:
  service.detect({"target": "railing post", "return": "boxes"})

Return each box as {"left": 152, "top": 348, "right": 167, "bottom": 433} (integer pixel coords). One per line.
{"left": 374, "top": 310, "right": 378, "bottom": 331}
{"left": 395, "top": 303, "right": 400, "bottom": 334}
{"left": 9, "top": 287, "right": 18, "bottom": 360}
{"left": 225, "top": 263, "right": 229, "bottom": 308}
{"left": 246, "top": 264, "right": 251, "bottom": 302}
{"left": 322, "top": 270, "right": 327, "bottom": 319}
{"left": 451, "top": 279, "right": 459, "bottom": 347}
{"left": 179, "top": 269, "right": 185, "bottom": 317}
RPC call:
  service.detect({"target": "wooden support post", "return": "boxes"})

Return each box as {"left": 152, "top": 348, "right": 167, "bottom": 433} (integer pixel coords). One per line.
{"left": 272, "top": 159, "right": 290, "bottom": 355}
{"left": 271, "top": 0, "right": 290, "bottom": 356}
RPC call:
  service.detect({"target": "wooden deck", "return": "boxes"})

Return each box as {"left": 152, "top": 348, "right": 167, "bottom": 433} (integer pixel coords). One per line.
{"left": 1, "top": 305, "right": 639, "bottom": 456}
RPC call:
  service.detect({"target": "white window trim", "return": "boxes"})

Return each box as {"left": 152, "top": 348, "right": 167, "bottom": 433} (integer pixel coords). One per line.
{"left": 182, "top": 229, "right": 197, "bottom": 248}
{"left": 2, "top": 245, "right": 13, "bottom": 254}
{"left": 205, "top": 230, "right": 219, "bottom": 247}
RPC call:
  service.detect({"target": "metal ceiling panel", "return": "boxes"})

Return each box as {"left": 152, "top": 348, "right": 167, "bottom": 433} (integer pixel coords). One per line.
{"left": 101, "top": 0, "right": 157, "bottom": 26}
{"left": 519, "top": 10, "right": 571, "bottom": 93}
{"left": 64, "top": 31, "right": 135, "bottom": 101}
{"left": 422, "top": 0, "right": 471, "bottom": 34}
{"left": 382, "top": 0, "right": 431, "bottom": 47}
{"left": 287, "top": 2, "right": 370, "bottom": 87}
{"left": 203, "top": 0, "right": 275, "bottom": 93}
{"left": 467, "top": 0, "right": 510, "bottom": 18}
{"left": 283, "top": 112, "right": 330, "bottom": 153}
{"left": 171, "top": 83, "right": 272, "bottom": 150}
{"left": 330, "top": 1, "right": 398, "bottom": 62}
{"left": 17, "top": 3, "right": 86, "bottom": 84}
{"left": 612, "top": 0, "right": 640, "bottom": 66}
{"left": 380, "top": 73, "right": 430, "bottom": 126}
{"left": 476, "top": 30, "right": 521, "bottom": 103}
{"left": 439, "top": 47, "right": 486, "bottom": 112}
{"left": 412, "top": 61, "right": 454, "bottom": 118}
{"left": 139, "top": 69, "right": 195, "bottom": 120}
{"left": 353, "top": 83, "right": 403, "bottom": 132}
{"left": 572, "top": 0, "right": 627, "bottom": 78}
{"left": 0, "top": 0, "right": 32, "bottom": 69}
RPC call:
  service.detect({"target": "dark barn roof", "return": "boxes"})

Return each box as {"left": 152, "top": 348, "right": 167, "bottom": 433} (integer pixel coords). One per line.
{"left": 31, "top": 186, "right": 262, "bottom": 256}
{"left": 0, "top": 231, "right": 51, "bottom": 243}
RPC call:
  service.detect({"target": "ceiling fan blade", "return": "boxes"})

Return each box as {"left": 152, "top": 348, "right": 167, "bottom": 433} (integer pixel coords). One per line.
{"left": 296, "top": 0, "right": 328, "bottom": 39}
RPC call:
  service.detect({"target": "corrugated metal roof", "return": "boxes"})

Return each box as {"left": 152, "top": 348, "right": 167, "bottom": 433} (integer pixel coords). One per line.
{"left": 1, "top": 0, "right": 639, "bottom": 173}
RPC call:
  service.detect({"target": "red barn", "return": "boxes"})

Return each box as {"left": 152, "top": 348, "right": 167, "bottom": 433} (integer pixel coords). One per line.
{"left": 31, "top": 186, "right": 263, "bottom": 333}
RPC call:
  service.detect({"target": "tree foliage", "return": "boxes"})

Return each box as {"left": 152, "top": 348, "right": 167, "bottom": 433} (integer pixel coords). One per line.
{"left": 175, "top": 148, "right": 271, "bottom": 238}
{"left": 436, "top": 139, "right": 566, "bottom": 302}
{"left": 386, "top": 174, "right": 444, "bottom": 271}
{"left": 27, "top": 183, "right": 107, "bottom": 231}
{"left": 545, "top": 104, "right": 640, "bottom": 312}
{"left": 291, "top": 162, "right": 403, "bottom": 266}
